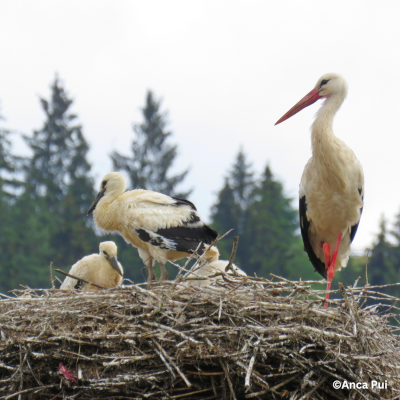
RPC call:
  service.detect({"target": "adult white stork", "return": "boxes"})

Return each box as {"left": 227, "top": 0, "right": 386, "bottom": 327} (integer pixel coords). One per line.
{"left": 60, "top": 241, "right": 123, "bottom": 290}
{"left": 275, "top": 73, "right": 364, "bottom": 307}
{"left": 87, "top": 172, "right": 218, "bottom": 283}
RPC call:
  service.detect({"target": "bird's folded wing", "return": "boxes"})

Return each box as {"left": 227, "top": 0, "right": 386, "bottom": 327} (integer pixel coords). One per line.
{"left": 299, "top": 195, "right": 327, "bottom": 279}
{"left": 60, "top": 259, "right": 91, "bottom": 289}
{"left": 122, "top": 194, "right": 218, "bottom": 253}
{"left": 123, "top": 193, "right": 198, "bottom": 231}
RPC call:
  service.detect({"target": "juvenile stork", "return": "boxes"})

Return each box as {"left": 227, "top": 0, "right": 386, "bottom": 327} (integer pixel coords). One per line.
{"left": 87, "top": 172, "right": 218, "bottom": 283}
{"left": 60, "top": 241, "right": 123, "bottom": 290}
{"left": 275, "top": 73, "right": 364, "bottom": 306}
{"left": 188, "top": 246, "right": 247, "bottom": 287}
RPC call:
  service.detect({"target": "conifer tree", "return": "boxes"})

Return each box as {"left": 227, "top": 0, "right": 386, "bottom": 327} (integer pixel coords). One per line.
{"left": 210, "top": 178, "right": 240, "bottom": 258}
{"left": 246, "top": 165, "right": 303, "bottom": 277}
{"left": 25, "top": 77, "right": 87, "bottom": 206}
{"left": 0, "top": 108, "right": 24, "bottom": 199}
{"left": 210, "top": 148, "right": 255, "bottom": 264}
{"left": 23, "top": 76, "right": 97, "bottom": 272}
{"left": 0, "top": 107, "right": 29, "bottom": 292}
{"left": 111, "top": 90, "right": 190, "bottom": 198}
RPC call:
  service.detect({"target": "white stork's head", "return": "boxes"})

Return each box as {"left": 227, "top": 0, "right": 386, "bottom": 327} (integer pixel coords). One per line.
{"left": 275, "top": 73, "right": 348, "bottom": 125}
{"left": 315, "top": 73, "right": 348, "bottom": 100}
{"left": 87, "top": 172, "right": 127, "bottom": 215}
{"left": 99, "top": 241, "right": 123, "bottom": 276}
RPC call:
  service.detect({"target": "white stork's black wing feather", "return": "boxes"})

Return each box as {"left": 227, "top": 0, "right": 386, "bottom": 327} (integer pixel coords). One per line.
{"left": 299, "top": 195, "right": 327, "bottom": 279}
{"left": 350, "top": 187, "right": 364, "bottom": 243}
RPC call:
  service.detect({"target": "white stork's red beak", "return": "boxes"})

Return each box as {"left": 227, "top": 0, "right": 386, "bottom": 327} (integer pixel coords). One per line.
{"left": 275, "top": 88, "right": 321, "bottom": 125}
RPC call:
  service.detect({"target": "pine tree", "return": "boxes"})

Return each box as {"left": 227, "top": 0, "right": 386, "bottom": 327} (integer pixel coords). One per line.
{"left": 111, "top": 90, "right": 190, "bottom": 198}
{"left": 246, "top": 164, "right": 307, "bottom": 278}
{"left": 210, "top": 148, "right": 255, "bottom": 265}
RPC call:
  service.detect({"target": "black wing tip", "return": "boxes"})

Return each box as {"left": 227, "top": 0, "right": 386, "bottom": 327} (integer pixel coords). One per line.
{"left": 314, "top": 263, "right": 327, "bottom": 279}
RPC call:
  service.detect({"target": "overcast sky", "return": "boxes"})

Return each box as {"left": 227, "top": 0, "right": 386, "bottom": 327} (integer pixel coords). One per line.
{"left": 1, "top": 1, "right": 400, "bottom": 253}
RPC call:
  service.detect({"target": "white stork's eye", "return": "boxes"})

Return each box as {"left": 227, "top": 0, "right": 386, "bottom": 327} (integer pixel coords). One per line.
{"left": 319, "top": 79, "right": 330, "bottom": 89}
{"left": 101, "top": 180, "right": 108, "bottom": 189}
{"left": 103, "top": 251, "right": 109, "bottom": 256}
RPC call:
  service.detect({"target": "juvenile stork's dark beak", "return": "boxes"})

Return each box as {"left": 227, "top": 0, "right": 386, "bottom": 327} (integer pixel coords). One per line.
{"left": 107, "top": 257, "right": 123, "bottom": 276}
{"left": 87, "top": 188, "right": 106, "bottom": 216}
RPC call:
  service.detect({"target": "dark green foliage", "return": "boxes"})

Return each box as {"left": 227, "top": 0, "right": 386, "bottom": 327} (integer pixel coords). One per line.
{"left": 367, "top": 217, "right": 395, "bottom": 287}
{"left": 0, "top": 109, "right": 24, "bottom": 200}
{"left": 2, "top": 191, "right": 54, "bottom": 290}
{"left": 210, "top": 148, "right": 255, "bottom": 265}
{"left": 210, "top": 178, "right": 241, "bottom": 259}
{"left": 246, "top": 165, "right": 309, "bottom": 278}
{"left": 0, "top": 77, "right": 99, "bottom": 293}
{"left": 111, "top": 90, "right": 190, "bottom": 198}
{"left": 25, "top": 77, "right": 97, "bottom": 270}
{"left": 211, "top": 153, "right": 318, "bottom": 281}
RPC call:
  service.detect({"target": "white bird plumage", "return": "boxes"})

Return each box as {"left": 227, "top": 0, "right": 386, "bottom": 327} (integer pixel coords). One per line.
{"left": 60, "top": 241, "right": 123, "bottom": 290}
{"left": 275, "top": 73, "right": 364, "bottom": 306}
{"left": 188, "top": 246, "right": 247, "bottom": 287}
{"left": 87, "top": 172, "right": 218, "bottom": 283}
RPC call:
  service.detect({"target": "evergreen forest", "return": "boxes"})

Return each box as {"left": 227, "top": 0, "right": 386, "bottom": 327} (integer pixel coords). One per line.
{"left": 1, "top": 76, "right": 399, "bottom": 298}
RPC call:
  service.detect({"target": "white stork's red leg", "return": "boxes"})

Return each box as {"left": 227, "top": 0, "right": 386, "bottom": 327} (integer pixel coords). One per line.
{"left": 323, "top": 242, "right": 331, "bottom": 270}
{"left": 324, "top": 233, "right": 343, "bottom": 307}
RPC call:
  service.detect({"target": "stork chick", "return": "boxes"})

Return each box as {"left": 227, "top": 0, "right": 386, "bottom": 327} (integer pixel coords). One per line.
{"left": 87, "top": 172, "right": 218, "bottom": 284}
{"left": 188, "top": 246, "right": 247, "bottom": 287}
{"left": 275, "top": 73, "right": 364, "bottom": 307}
{"left": 60, "top": 241, "right": 123, "bottom": 290}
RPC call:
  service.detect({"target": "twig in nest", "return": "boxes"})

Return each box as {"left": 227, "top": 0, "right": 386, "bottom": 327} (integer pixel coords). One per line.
{"left": 220, "top": 359, "right": 237, "bottom": 400}
{"left": 152, "top": 339, "right": 191, "bottom": 387}
{"left": 54, "top": 269, "right": 108, "bottom": 290}
{"left": 225, "top": 236, "right": 239, "bottom": 274}
{"left": 49, "top": 262, "right": 55, "bottom": 289}
{"left": 365, "top": 247, "right": 371, "bottom": 286}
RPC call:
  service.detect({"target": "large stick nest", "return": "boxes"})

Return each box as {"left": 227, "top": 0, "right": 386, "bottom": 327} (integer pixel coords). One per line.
{"left": 1, "top": 269, "right": 400, "bottom": 400}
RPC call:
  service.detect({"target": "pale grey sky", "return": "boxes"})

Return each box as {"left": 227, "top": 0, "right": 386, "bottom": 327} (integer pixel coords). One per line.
{"left": 1, "top": 0, "right": 400, "bottom": 252}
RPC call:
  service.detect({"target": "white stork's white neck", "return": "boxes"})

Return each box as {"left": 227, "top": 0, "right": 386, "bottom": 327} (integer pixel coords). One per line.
{"left": 310, "top": 92, "right": 348, "bottom": 191}
{"left": 311, "top": 93, "right": 344, "bottom": 148}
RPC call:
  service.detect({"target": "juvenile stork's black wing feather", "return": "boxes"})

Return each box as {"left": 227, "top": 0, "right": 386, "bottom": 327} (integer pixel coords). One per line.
{"left": 171, "top": 197, "right": 198, "bottom": 211}
{"left": 155, "top": 224, "right": 218, "bottom": 253}
{"left": 134, "top": 196, "right": 218, "bottom": 254}
{"left": 299, "top": 195, "right": 327, "bottom": 279}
